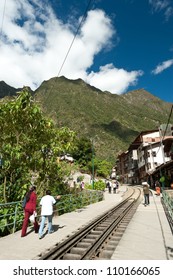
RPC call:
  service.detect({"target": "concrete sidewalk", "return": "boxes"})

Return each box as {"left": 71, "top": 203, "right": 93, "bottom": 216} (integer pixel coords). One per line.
{"left": 111, "top": 192, "right": 173, "bottom": 260}
{"left": 0, "top": 186, "right": 126, "bottom": 260}
{"left": 0, "top": 185, "right": 172, "bottom": 260}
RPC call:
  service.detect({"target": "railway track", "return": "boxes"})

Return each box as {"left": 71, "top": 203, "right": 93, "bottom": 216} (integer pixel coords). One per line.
{"left": 38, "top": 187, "right": 142, "bottom": 260}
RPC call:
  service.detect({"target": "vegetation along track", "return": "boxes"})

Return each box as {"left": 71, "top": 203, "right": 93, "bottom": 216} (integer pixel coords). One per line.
{"left": 38, "top": 187, "right": 142, "bottom": 260}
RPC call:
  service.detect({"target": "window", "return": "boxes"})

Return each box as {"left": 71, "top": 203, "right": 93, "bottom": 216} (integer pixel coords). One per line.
{"left": 152, "top": 151, "right": 156, "bottom": 157}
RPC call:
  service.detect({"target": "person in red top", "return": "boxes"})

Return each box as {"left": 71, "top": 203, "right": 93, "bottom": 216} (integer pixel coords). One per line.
{"left": 21, "top": 186, "right": 39, "bottom": 237}
{"left": 155, "top": 180, "right": 161, "bottom": 196}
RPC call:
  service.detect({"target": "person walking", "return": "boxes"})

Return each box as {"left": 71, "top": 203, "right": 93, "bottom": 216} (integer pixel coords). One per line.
{"left": 142, "top": 182, "right": 150, "bottom": 206}
{"left": 155, "top": 180, "right": 161, "bottom": 196}
{"left": 38, "top": 190, "right": 61, "bottom": 239}
{"left": 115, "top": 180, "right": 119, "bottom": 193}
{"left": 107, "top": 181, "right": 112, "bottom": 193}
{"left": 80, "top": 181, "right": 85, "bottom": 191}
{"left": 113, "top": 181, "right": 117, "bottom": 193}
{"left": 21, "top": 186, "right": 39, "bottom": 237}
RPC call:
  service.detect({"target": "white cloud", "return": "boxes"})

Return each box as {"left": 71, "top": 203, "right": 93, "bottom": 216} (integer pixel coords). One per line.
{"left": 149, "top": 0, "right": 173, "bottom": 20}
{"left": 149, "top": 0, "right": 169, "bottom": 11}
{"left": 0, "top": 0, "right": 143, "bottom": 94}
{"left": 152, "top": 59, "right": 173, "bottom": 74}
{"left": 86, "top": 64, "right": 143, "bottom": 94}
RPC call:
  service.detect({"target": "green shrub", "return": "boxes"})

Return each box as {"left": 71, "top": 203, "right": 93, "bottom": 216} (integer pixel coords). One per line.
{"left": 85, "top": 180, "right": 105, "bottom": 191}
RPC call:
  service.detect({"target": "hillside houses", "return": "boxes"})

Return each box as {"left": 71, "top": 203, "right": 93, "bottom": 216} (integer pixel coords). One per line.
{"left": 116, "top": 125, "right": 173, "bottom": 188}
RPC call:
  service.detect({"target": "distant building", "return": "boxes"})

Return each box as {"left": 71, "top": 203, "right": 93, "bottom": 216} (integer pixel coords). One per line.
{"left": 116, "top": 126, "right": 173, "bottom": 185}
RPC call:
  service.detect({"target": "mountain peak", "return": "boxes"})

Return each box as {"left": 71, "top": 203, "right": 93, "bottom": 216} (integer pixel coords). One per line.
{"left": 0, "top": 81, "right": 18, "bottom": 98}
{"left": 1, "top": 78, "right": 172, "bottom": 162}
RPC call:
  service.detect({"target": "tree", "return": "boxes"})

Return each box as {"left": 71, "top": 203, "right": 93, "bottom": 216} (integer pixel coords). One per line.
{"left": 87, "top": 158, "right": 112, "bottom": 178}
{"left": 0, "top": 89, "right": 77, "bottom": 203}
{"left": 72, "top": 137, "right": 92, "bottom": 168}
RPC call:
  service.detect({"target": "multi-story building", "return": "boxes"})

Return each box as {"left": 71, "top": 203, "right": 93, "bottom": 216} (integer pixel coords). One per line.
{"left": 116, "top": 126, "right": 173, "bottom": 185}
{"left": 116, "top": 151, "right": 128, "bottom": 183}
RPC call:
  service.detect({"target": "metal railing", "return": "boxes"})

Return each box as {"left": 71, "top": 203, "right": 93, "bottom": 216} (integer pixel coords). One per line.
{"left": 162, "top": 190, "right": 173, "bottom": 233}
{"left": 0, "top": 190, "right": 103, "bottom": 236}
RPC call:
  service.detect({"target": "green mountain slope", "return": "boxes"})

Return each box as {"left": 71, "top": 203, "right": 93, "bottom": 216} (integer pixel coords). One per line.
{"left": 0, "top": 81, "right": 33, "bottom": 99}
{"left": 0, "top": 77, "right": 172, "bottom": 162}
{"left": 0, "top": 81, "right": 18, "bottom": 98}
{"left": 33, "top": 76, "right": 173, "bottom": 162}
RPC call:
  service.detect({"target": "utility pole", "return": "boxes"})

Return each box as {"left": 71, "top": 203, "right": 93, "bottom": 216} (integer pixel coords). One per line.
{"left": 92, "top": 139, "right": 94, "bottom": 189}
{"left": 158, "top": 126, "right": 165, "bottom": 190}
{"left": 158, "top": 126, "right": 165, "bottom": 164}
{"left": 149, "top": 143, "right": 155, "bottom": 170}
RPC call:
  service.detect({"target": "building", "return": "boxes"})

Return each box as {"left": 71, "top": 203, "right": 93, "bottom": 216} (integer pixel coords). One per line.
{"left": 116, "top": 126, "right": 173, "bottom": 186}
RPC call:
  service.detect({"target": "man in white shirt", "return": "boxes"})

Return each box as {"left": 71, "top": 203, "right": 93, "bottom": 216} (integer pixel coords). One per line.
{"left": 38, "top": 190, "right": 60, "bottom": 239}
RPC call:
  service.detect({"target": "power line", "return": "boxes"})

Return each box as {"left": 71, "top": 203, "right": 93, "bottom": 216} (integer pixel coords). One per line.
{"left": 162, "top": 104, "right": 173, "bottom": 139}
{"left": 43, "top": 0, "right": 93, "bottom": 100}
{"left": 57, "top": 0, "right": 93, "bottom": 77}
{"left": 1, "top": 0, "right": 93, "bottom": 80}
{"left": 156, "top": 104, "right": 173, "bottom": 156}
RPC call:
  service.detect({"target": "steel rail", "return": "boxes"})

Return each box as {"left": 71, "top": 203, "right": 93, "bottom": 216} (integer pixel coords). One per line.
{"left": 39, "top": 187, "right": 141, "bottom": 260}
{"left": 83, "top": 199, "right": 138, "bottom": 260}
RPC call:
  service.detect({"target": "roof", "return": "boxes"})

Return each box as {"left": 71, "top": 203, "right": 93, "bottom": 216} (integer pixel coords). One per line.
{"left": 130, "top": 129, "right": 159, "bottom": 147}
{"left": 163, "top": 138, "right": 173, "bottom": 153}
{"left": 151, "top": 160, "right": 173, "bottom": 176}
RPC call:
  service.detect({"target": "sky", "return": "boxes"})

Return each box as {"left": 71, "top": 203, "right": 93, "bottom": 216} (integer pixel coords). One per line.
{"left": 0, "top": 0, "right": 173, "bottom": 102}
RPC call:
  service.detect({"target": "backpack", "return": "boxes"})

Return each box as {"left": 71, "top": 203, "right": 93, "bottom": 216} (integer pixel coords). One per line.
{"left": 22, "top": 196, "right": 27, "bottom": 208}
{"left": 21, "top": 191, "right": 30, "bottom": 208}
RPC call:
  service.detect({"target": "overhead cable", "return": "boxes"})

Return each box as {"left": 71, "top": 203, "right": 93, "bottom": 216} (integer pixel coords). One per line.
{"left": 57, "top": 0, "right": 93, "bottom": 77}
{"left": 44, "top": 0, "right": 93, "bottom": 99}
{"left": 162, "top": 104, "right": 173, "bottom": 139}
{"left": 156, "top": 104, "right": 173, "bottom": 155}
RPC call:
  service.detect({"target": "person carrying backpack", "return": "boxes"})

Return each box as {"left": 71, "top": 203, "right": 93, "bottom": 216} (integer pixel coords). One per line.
{"left": 142, "top": 182, "right": 150, "bottom": 206}
{"left": 21, "top": 186, "right": 39, "bottom": 237}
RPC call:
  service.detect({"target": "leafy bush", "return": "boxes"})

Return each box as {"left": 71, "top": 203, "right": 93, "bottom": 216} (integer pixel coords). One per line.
{"left": 85, "top": 180, "right": 105, "bottom": 191}
{"left": 0, "top": 189, "right": 104, "bottom": 236}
